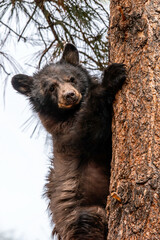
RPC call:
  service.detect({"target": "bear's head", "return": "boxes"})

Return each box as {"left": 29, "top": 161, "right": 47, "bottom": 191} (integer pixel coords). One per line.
{"left": 12, "top": 44, "right": 91, "bottom": 120}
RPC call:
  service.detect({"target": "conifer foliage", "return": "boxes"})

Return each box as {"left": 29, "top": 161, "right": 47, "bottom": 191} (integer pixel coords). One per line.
{"left": 0, "top": 0, "right": 109, "bottom": 79}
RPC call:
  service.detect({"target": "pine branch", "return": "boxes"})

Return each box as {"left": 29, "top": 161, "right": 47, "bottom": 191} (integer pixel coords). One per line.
{"left": 1, "top": 0, "right": 109, "bottom": 76}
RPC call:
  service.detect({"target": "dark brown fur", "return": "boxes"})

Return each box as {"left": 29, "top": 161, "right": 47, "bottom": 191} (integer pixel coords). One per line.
{"left": 12, "top": 44, "right": 126, "bottom": 239}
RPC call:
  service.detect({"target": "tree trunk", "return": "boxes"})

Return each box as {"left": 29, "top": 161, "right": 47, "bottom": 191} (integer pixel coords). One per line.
{"left": 107, "top": 0, "right": 160, "bottom": 239}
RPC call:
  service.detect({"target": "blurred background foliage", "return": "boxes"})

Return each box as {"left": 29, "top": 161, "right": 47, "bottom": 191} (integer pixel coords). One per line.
{"left": 0, "top": 0, "right": 109, "bottom": 80}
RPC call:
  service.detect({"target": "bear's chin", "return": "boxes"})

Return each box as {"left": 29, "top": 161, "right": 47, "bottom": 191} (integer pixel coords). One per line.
{"left": 58, "top": 103, "right": 74, "bottom": 109}
{"left": 58, "top": 102, "right": 80, "bottom": 109}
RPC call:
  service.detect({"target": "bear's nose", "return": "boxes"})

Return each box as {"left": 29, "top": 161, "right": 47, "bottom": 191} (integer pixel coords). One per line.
{"left": 64, "top": 91, "right": 77, "bottom": 102}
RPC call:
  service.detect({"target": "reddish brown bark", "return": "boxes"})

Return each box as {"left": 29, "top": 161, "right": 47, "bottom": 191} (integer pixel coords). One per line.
{"left": 107, "top": 0, "right": 160, "bottom": 239}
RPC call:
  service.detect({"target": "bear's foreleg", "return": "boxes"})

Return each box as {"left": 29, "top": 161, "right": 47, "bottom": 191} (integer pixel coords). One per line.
{"left": 102, "top": 63, "right": 126, "bottom": 101}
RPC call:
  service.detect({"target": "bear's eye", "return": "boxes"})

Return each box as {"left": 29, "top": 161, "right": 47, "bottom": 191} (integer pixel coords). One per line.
{"left": 49, "top": 84, "right": 55, "bottom": 92}
{"left": 70, "top": 77, "right": 75, "bottom": 83}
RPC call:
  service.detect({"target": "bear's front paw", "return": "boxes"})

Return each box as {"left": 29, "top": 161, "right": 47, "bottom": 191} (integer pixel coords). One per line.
{"left": 102, "top": 63, "right": 126, "bottom": 94}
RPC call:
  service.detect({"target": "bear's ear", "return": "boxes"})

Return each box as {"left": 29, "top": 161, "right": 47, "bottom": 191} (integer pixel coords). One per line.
{"left": 12, "top": 74, "right": 33, "bottom": 96}
{"left": 61, "top": 43, "right": 79, "bottom": 65}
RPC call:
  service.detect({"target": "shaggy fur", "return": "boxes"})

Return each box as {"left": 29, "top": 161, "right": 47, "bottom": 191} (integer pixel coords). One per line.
{"left": 12, "top": 43, "right": 126, "bottom": 240}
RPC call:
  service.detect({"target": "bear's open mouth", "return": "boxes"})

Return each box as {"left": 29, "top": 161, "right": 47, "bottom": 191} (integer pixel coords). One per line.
{"left": 58, "top": 93, "right": 82, "bottom": 109}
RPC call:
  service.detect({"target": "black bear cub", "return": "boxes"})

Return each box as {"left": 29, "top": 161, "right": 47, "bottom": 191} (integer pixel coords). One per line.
{"left": 12, "top": 43, "right": 126, "bottom": 240}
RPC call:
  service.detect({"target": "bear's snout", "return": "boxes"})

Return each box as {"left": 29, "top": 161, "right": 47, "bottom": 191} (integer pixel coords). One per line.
{"left": 59, "top": 90, "right": 81, "bottom": 108}
{"left": 64, "top": 91, "right": 77, "bottom": 104}
{"left": 57, "top": 82, "right": 82, "bottom": 109}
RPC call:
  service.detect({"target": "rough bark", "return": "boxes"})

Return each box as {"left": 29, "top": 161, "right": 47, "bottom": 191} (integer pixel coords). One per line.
{"left": 107, "top": 0, "right": 160, "bottom": 239}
